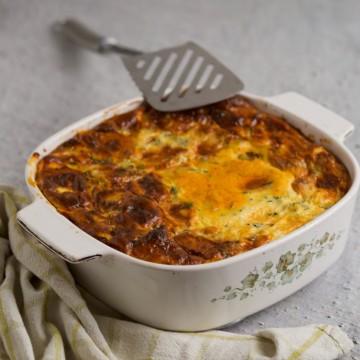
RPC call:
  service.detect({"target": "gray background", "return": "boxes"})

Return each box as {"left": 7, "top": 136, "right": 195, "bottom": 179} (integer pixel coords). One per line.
{"left": 1, "top": 0, "right": 359, "bottom": 358}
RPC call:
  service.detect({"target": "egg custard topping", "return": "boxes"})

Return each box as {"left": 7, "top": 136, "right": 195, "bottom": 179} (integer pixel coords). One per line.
{"left": 36, "top": 96, "right": 351, "bottom": 265}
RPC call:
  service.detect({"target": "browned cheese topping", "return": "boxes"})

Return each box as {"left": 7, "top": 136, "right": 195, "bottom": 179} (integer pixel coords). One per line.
{"left": 36, "top": 96, "right": 351, "bottom": 265}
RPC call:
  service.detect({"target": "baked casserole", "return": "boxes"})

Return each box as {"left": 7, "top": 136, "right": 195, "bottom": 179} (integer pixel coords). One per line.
{"left": 35, "top": 95, "right": 350, "bottom": 265}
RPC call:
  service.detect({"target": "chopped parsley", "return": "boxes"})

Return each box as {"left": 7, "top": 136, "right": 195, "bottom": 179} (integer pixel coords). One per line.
{"left": 170, "top": 186, "right": 178, "bottom": 196}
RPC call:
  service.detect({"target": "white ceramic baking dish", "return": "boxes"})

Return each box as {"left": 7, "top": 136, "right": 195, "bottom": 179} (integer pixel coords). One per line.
{"left": 17, "top": 92, "right": 360, "bottom": 332}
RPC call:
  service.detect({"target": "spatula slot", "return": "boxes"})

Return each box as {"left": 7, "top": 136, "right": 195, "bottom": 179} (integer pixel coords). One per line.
{"left": 136, "top": 59, "right": 146, "bottom": 69}
{"left": 144, "top": 56, "right": 161, "bottom": 81}
{"left": 195, "top": 64, "right": 214, "bottom": 93}
{"left": 210, "top": 73, "right": 224, "bottom": 90}
{"left": 151, "top": 52, "right": 178, "bottom": 93}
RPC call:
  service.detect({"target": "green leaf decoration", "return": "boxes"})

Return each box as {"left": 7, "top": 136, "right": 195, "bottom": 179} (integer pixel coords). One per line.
{"left": 241, "top": 273, "right": 259, "bottom": 289}
{"left": 299, "top": 253, "right": 314, "bottom": 272}
{"left": 240, "top": 293, "right": 249, "bottom": 300}
{"left": 298, "top": 244, "right": 306, "bottom": 252}
{"left": 281, "top": 266, "right": 299, "bottom": 285}
{"left": 316, "top": 249, "right": 323, "bottom": 258}
{"left": 265, "top": 271, "right": 273, "bottom": 279}
{"left": 319, "top": 232, "right": 329, "bottom": 244}
{"left": 262, "top": 261, "right": 273, "bottom": 273}
{"left": 276, "top": 251, "right": 295, "bottom": 273}
{"left": 224, "top": 286, "right": 231, "bottom": 292}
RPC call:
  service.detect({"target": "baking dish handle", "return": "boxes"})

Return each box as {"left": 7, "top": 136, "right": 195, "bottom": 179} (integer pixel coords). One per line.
{"left": 266, "top": 92, "right": 354, "bottom": 143}
{"left": 17, "top": 199, "right": 106, "bottom": 263}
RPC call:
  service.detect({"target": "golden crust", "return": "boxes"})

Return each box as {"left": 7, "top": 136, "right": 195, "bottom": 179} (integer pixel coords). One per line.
{"left": 36, "top": 96, "right": 351, "bottom": 265}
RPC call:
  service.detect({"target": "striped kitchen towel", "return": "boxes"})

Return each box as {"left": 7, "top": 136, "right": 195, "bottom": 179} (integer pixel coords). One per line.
{"left": 0, "top": 185, "right": 354, "bottom": 359}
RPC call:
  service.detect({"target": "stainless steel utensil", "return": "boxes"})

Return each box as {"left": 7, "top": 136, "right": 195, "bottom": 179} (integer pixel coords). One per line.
{"left": 55, "top": 19, "right": 244, "bottom": 112}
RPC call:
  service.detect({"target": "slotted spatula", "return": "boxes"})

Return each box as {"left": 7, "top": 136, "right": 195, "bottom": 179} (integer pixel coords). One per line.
{"left": 55, "top": 19, "right": 244, "bottom": 112}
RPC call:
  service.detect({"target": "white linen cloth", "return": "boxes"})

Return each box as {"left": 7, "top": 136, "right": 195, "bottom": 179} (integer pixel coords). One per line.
{"left": 0, "top": 185, "right": 354, "bottom": 360}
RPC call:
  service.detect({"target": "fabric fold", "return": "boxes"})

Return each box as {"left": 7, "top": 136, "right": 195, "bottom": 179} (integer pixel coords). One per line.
{"left": 0, "top": 185, "right": 353, "bottom": 360}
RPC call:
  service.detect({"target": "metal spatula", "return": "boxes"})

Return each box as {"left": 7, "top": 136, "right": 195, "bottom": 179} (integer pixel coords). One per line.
{"left": 55, "top": 19, "right": 244, "bottom": 112}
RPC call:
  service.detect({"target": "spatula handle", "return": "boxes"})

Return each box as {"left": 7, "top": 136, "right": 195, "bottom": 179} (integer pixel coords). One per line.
{"left": 54, "top": 18, "right": 142, "bottom": 56}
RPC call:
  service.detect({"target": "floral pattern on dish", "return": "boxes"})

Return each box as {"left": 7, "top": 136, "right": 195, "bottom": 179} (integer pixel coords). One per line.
{"left": 211, "top": 231, "right": 343, "bottom": 303}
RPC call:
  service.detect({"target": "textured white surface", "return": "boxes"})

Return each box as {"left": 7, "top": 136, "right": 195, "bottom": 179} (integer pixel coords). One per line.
{"left": 1, "top": 0, "right": 359, "bottom": 358}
